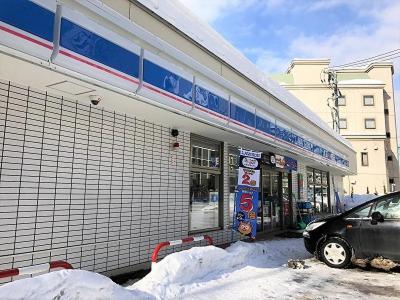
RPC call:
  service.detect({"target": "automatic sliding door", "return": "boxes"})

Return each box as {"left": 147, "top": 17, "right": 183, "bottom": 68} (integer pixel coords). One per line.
{"left": 261, "top": 171, "right": 271, "bottom": 231}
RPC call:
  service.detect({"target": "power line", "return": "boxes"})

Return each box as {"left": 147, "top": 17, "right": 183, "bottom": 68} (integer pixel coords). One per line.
{"left": 331, "top": 48, "right": 400, "bottom": 68}
{"left": 336, "top": 54, "right": 400, "bottom": 69}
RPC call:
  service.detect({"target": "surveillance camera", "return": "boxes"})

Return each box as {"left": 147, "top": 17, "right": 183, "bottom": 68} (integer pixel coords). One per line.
{"left": 89, "top": 95, "right": 102, "bottom": 105}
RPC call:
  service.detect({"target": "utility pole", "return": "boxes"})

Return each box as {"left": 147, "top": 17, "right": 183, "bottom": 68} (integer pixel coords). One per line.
{"left": 321, "top": 69, "right": 341, "bottom": 133}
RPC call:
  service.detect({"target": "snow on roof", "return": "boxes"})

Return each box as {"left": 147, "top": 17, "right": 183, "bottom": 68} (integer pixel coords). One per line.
{"left": 338, "top": 79, "right": 384, "bottom": 85}
{"left": 136, "top": 0, "right": 352, "bottom": 150}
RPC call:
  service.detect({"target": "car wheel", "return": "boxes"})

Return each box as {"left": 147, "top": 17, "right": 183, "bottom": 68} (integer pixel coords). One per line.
{"left": 320, "top": 237, "right": 352, "bottom": 269}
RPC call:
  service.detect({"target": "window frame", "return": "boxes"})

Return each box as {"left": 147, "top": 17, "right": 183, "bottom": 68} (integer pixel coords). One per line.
{"left": 371, "top": 194, "right": 400, "bottom": 220}
{"left": 363, "top": 95, "right": 375, "bottom": 106}
{"left": 189, "top": 134, "right": 224, "bottom": 233}
{"left": 338, "top": 118, "right": 347, "bottom": 129}
{"left": 345, "top": 203, "right": 373, "bottom": 220}
{"left": 228, "top": 146, "right": 240, "bottom": 226}
{"left": 361, "top": 152, "right": 369, "bottom": 166}
{"left": 337, "top": 95, "right": 346, "bottom": 106}
{"left": 364, "top": 118, "right": 376, "bottom": 129}
{"left": 306, "top": 167, "right": 330, "bottom": 213}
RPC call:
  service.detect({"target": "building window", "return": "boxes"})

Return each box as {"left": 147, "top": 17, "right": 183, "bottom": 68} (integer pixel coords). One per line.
{"left": 339, "top": 118, "right": 347, "bottom": 129}
{"left": 307, "top": 168, "right": 330, "bottom": 213}
{"left": 228, "top": 146, "right": 239, "bottom": 225}
{"left": 190, "top": 135, "right": 222, "bottom": 232}
{"left": 364, "top": 118, "right": 376, "bottom": 129}
{"left": 388, "top": 155, "right": 393, "bottom": 161}
{"left": 389, "top": 178, "right": 395, "bottom": 184}
{"left": 386, "top": 132, "right": 391, "bottom": 138}
{"left": 384, "top": 109, "right": 389, "bottom": 115}
{"left": 361, "top": 152, "right": 369, "bottom": 166}
{"left": 337, "top": 96, "right": 346, "bottom": 106}
{"left": 363, "top": 95, "right": 374, "bottom": 106}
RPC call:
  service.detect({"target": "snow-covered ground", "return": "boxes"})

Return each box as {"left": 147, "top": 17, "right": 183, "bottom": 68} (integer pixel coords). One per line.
{"left": 0, "top": 238, "right": 398, "bottom": 300}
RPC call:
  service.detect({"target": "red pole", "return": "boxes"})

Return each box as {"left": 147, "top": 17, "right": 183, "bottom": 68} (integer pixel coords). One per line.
{"left": 0, "top": 261, "right": 73, "bottom": 280}
{"left": 204, "top": 235, "right": 213, "bottom": 245}
{"left": 151, "top": 235, "right": 214, "bottom": 267}
{"left": 151, "top": 241, "right": 170, "bottom": 263}
{"left": 0, "top": 268, "right": 19, "bottom": 279}
{"left": 49, "top": 261, "right": 73, "bottom": 270}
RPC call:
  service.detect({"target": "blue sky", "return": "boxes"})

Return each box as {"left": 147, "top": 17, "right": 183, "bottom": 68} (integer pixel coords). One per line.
{"left": 178, "top": 0, "right": 400, "bottom": 134}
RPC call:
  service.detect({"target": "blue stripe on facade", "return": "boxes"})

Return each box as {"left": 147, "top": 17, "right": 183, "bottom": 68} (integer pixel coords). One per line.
{"left": 143, "top": 59, "right": 193, "bottom": 102}
{"left": 256, "top": 116, "right": 275, "bottom": 136}
{"left": 0, "top": 1, "right": 348, "bottom": 167}
{"left": 194, "top": 85, "right": 229, "bottom": 117}
{"left": 230, "top": 103, "right": 254, "bottom": 128}
{"left": 60, "top": 18, "right": 139, "bottom": 78}
{"left": 0, "top": 0, "right": 54, "bottom": 42}
{"left": 276, "top": 126, "right": 295, "bottom": 144}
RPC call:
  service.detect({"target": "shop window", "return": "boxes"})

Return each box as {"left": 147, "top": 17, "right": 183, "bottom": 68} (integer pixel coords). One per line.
{"left": 190, "top": 135, "right": 222, "bottom": 232}
{"left": 228, "top": 146, "right": 240, "bottom": 225}
{"left": 364, "top": 118, "right": 376, "bottom": 129}
{"left": 337, "top": 96, "right": 346, "bottom": 106}
{"left": 307, "top": 168, "right": 330, "bottom": 213}
{"left": 361, "top": 152, "right": 369, "bottom": 166}
{"left": 363, "top": 95, "right": 374, "bottom": 106}
{"left": 339, "top": 118, "right": 347, "bottom": 129}
{"left": 307, "top": 169, "right": 314, "bottom": 184}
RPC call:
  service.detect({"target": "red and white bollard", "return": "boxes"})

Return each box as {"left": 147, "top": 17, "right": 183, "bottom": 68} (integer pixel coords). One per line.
{"left": 0, "top": 261, "right": 73, "bottom": 280}
{"left": 151, "top": 235, "right": 213, "bottom": 269}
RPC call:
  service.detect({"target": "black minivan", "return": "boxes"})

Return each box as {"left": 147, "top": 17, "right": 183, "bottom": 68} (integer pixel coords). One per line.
{"left": 303, "top": 192, "right": 400, "bottom": 268}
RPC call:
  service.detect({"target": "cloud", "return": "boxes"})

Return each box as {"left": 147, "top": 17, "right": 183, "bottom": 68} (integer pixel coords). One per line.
{"left": 177, "top": 0, "right": 249, "bottom": 23}
{"left": 177, "top": 0, "right": 287, "bottom": 23}
{"left": 243, "top": 48, "right": 289, "bottom": 74}
{"left": 289, "top": 1, "right": 400, "bottom": 67}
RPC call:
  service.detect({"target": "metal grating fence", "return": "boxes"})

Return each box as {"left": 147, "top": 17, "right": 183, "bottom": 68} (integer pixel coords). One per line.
{"left": 0, "top": 79, "right": 212, "bottom": 282}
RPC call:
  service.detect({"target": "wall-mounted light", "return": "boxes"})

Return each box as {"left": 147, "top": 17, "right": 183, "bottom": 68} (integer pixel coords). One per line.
{"left": 89, "top": 95, "right": 102, "bottom": 105}
{"left": 171, "top": 129, "right": 179, "bottom": 137}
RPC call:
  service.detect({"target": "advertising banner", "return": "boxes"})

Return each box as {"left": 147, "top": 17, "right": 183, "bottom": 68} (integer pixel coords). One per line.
{"left": 233, "top": 149, "right": 261, "bottom": 238}
{"left": 234, "top": 189, "right": 259, "bottom": 237}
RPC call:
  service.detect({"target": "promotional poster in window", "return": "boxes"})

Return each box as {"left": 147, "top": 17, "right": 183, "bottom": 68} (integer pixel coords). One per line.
{"left": 233, "top": 149, "right": 261, "bottom": 238}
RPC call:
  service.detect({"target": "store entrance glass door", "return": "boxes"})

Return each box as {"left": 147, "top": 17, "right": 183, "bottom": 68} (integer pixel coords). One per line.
{"left": 258, "top": 168, "right": 280, "bottom": 231}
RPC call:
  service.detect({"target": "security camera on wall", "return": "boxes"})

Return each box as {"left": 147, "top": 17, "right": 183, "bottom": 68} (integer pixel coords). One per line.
{"left": 89, "top": 95, "right": 103, "bottom": 105}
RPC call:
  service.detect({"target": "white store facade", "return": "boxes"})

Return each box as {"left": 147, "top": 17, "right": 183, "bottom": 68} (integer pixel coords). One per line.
{"left": 0, "top": 0, "right": 356, "bottom": 282}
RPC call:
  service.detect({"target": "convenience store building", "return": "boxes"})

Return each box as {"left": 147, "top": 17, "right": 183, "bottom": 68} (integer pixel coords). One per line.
{"left": 0, "top": 0, "right": 356, "bottom": 280}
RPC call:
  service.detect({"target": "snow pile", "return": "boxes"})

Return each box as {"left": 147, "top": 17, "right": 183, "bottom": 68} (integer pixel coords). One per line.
{"left": 0, "top": 269, "right": 152, "bottom": 300}
{"left": 1, "top": 238, "right": 398, "bottom": 299}
{"left": 343, "top": 194, "right": 378, "bottom": 210}
{"left": 131, "top": 239, "right": 310, "bottom": 299}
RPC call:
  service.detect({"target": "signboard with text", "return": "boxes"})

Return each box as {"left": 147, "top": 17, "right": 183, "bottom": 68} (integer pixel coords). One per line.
{"left": 233, "top": 149, "right": 261, "bottom": 238}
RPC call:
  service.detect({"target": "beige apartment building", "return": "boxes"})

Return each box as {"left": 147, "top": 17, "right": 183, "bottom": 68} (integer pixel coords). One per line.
{"left": 272, "top": 59, "right": 398, "bottom": 195}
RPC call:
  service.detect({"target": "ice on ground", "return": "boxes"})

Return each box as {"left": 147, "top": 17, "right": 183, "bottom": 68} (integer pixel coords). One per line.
{"left": 343, "top": 193, "right": 378, "bottom": 210}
